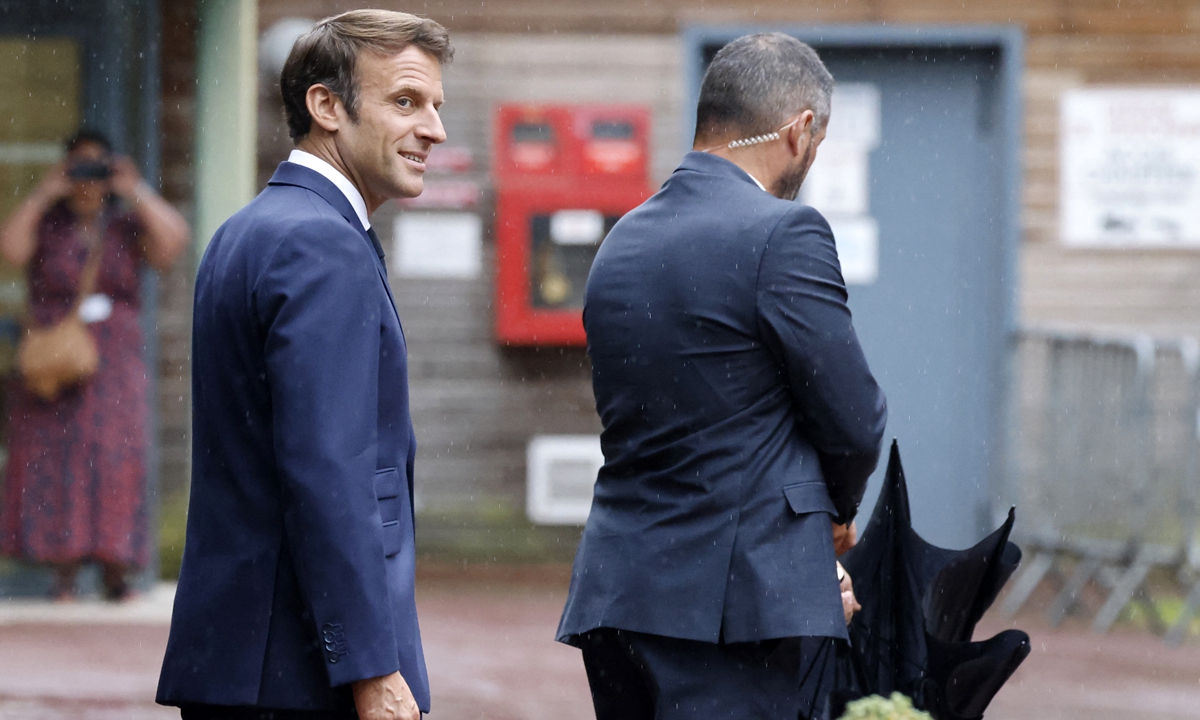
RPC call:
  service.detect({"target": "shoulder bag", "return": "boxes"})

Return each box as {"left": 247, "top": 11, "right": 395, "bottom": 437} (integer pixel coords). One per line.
{"left": 16, "top": 234, "right": 104, "bottom": 402}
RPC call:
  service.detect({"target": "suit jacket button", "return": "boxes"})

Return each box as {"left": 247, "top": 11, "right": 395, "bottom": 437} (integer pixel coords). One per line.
{"left": 328, "top": 653, "right": 339, "bottom": 664}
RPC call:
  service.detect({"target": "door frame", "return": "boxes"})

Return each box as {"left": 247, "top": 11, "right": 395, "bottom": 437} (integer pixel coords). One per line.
{"left": 680, "top": 24, "right": 1025, "bottom": 533}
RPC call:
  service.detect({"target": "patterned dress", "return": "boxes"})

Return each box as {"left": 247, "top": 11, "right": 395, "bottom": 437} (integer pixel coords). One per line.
{"left": 0, "top": 199, "right": 149, "bottom": 568}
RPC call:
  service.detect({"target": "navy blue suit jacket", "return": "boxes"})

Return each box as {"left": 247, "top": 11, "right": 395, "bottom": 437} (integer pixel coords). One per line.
{"left": 157, "top": 163, "right": 429, "bottom": 712}
{"left": 558, "top": 152, "right": 887, "bottom": 645}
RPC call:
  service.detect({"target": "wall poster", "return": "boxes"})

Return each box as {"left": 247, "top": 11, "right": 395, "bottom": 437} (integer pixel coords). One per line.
{"left": 801, "top": 83, "right": 882, "bottom": 284}
{"left": 1061, "top": 88, "right": 1200, "bottom": 247}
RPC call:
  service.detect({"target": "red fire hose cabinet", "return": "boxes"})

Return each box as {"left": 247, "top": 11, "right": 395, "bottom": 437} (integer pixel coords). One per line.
{"left": 493, "top": 104, "right": 654, "bottom": 346}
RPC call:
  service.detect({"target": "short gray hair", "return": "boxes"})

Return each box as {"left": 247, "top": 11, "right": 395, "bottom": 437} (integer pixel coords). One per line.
{"left": 694, "top": 33, "right": 833, "bottom": 144}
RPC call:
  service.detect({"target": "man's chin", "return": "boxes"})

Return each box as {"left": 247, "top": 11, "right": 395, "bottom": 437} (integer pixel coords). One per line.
{"left": 389, "top": 177, "right": 425, "bottom": 201}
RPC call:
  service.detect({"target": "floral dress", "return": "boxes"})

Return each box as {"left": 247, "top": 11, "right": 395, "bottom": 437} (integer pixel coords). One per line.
{"left": 0, "top": 199, "right": 150, "bottom": 568}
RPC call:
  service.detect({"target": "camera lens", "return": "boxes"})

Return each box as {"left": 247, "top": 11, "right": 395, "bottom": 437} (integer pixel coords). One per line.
{"left": 68, "top": 160, "right": 112, "bottom": 181}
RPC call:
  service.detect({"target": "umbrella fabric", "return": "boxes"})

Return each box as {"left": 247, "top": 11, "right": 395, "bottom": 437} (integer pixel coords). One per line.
{"left": 819, "top": 441, "right": 1030, "bottom": 720}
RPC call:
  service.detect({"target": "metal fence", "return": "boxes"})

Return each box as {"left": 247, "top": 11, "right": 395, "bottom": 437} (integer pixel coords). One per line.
{"left": 1000, "top": 328, "right": 1200, "bottom": 643}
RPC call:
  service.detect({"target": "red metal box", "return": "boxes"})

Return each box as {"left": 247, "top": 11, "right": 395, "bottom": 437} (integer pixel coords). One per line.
{"left": 493, "top": 104, "right": 654, "bottom": 346}
{"left": 493, "top": 103, "right": 651, "bottom": 183}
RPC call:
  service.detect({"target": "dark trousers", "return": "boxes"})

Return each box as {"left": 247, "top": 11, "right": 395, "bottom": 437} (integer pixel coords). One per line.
{"left": 179, "top": 706, "right": 357, "bottom": 720}
{"left": 578, "top": 628, "right": 840, "bottom": 720}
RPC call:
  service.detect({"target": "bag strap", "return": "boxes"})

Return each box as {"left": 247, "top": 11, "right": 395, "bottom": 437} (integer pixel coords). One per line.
{"left": 72, "top": 226, "right": 106, "bottom": 309}
{"left": 22, "top": 212, "right": 108, "bottom": 330}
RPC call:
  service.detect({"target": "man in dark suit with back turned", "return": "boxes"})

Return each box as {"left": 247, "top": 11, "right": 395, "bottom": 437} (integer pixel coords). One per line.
{"left": 557, "top": 33, "right": 888, "bottom": 719}
{"left": 157, "top": 11, "right": 450, "bottom": 720}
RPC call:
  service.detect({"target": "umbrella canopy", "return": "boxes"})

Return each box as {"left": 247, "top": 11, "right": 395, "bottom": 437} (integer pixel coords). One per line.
{"left": 820, "top": 440, "right": 1030, "bottom": 720}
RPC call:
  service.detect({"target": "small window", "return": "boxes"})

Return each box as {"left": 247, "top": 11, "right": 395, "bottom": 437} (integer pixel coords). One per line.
{"left": 592, "top": 120, "right": 634, "bottom": 140}
{"left": 512, "top": 122, "right": 554, "bottom": 144}
{"left": 529, "top": 212, "right": 621, "bottom": 309}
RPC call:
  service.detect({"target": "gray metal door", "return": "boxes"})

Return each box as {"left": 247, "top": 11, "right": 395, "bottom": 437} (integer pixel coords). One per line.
{"left": 687, "top": 28, "right": 1023, "bottom": 549}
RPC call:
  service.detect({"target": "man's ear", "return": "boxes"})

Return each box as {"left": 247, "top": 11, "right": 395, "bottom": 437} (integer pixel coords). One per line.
{"left": 787, "top": 110, "right": 817, "bottom": 157}
{"left": 305, "top": 84, "right": 342, "bottom": 134}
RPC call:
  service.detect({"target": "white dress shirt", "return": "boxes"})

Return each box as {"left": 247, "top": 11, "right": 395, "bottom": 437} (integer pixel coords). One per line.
{"left": 287, "top": 149, "right": 371, "bottom": 231}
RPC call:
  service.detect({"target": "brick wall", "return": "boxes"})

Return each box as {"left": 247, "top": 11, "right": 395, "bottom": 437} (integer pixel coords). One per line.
{"left": 156, "top": 0, "right": 197, "bottom": 499}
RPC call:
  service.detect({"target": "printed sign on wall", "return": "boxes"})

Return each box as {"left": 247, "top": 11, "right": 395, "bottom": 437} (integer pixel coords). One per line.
{"left": 394, "top": 212, "right": 483, "bottom": 278}
{"left": 800, "top": 83, "right": 882, "bottom": 284}
{"left": 1061, "top": 88, "right": 1200, "bottom": 247}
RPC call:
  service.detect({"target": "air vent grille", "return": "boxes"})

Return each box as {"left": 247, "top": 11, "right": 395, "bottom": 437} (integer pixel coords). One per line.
{"left": 526, "top": 435, "right": 603, "bottom": 525}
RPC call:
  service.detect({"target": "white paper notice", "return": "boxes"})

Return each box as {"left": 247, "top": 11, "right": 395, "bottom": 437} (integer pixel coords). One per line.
{"left": 550, "top": 209, "right": 605, "bottom": 245}
{"left": 801, "top": 146, "right": 870, "bottom": 216}
{"left": 801, "top": 83, "right": 883, "bottom": 285}
{"left": 826, "top": 83, "right": 882, "bottom": 148}
{"left": 1061, "top": 88, "right": 1200, "bottom": 247}
{"left": 394, "top": 212, "right": 483, "bottom": 278}
{"left": 829, "top": 216, "right": 879, "bottom": 285}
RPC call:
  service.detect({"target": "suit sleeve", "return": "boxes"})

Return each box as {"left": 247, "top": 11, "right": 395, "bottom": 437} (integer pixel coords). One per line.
{"left": 256, "top": 220, "right": 400, "bottom": 687}
{"left": 756, "top": 206, "right": 888, "bottom": 524}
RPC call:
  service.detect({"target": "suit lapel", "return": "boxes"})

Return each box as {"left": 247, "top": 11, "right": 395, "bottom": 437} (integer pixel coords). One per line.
{"left": 364, "top": 227, "right": 403, "bottom": 329}
{"left": 269, "top": 162, "right": 365, "bottom": 234}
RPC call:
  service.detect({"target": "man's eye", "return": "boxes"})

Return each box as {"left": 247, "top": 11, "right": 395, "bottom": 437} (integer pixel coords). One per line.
{"left": 397, "top": 97, "right": 414, "bottom": 109}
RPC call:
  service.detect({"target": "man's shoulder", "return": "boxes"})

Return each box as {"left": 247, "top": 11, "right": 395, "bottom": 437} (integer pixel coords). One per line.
{"left": 216, "top": 184, "right": 366, "bottom": 260}
{"left": 240, "top": 183, "right": 357, "bottom": 238}
{"left": 659, "top": 164, "right": 796, "bottom": 224}
{"left": 199, "top": 185, "right": 374, "bottom": 301}
{"left": 768, "top": 202, "right": 833, "bottom": 242}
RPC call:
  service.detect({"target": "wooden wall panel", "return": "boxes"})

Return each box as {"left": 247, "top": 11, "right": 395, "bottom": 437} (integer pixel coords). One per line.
{"left": 441, "top": 34, "right": 685, "bottom": 185}
{"left": 242, "top": 0, "right": 1200, "bottom": 548}
{"left": 384, "top": 33, "right": 678, "bottom": 516}
{"left": 1022, "top": 246, "right": 1200, "bottom": 338}
{"left": 156, "top": 0, "right": 198, "bottom": 498}
{"left": 1021, "top": 69, "right": 1080, "bottom": 247}
{"left": 260, "top": 0, "right": 1200, "bottom": 36}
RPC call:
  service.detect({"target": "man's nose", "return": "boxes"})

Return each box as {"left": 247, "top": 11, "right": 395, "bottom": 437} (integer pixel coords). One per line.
{"left": 420, "top": 109, "right": 447, "bottom": 145}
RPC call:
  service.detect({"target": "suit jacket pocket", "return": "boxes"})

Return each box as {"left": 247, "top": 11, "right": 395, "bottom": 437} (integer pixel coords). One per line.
{"left": 375, "top": 468, "right": 403, "bottom": 557}
{"left": 380, "top": 520, "right": 403, "bottom": 558}
{"left": 783, "top": 481, "right": 837, "bottom": 516}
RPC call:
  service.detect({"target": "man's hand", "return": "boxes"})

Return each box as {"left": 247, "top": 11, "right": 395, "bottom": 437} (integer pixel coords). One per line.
{"left": 832, "top": 520, "right": 857, "bottom": 557}
{"left": 837, "top": 562, "right": 862, "bottom": 625}
{"left": 352, "top": 671, "right": 420, "bottom": 720}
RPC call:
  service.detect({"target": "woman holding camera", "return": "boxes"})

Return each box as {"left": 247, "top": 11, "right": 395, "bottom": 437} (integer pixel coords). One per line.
{"left": 0, "top": 129, "right": 189, "bottom": 600}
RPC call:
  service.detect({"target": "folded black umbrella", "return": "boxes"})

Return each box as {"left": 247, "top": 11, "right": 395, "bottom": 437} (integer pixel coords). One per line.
{"left": 811, "top": 440, "right": 1030, "bottom": 720}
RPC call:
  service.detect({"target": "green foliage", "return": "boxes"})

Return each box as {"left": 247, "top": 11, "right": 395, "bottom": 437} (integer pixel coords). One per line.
{"left": 158, "top": 486, "right": 190, "bottom": 580}
{"left": 840, "top": 692, "right": 934, "bottom": 720}
{"left": 1123, "top": 594, "right": 1200, "bottom": 636}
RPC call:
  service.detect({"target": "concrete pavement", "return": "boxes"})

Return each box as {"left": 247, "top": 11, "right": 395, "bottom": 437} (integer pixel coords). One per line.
{"left": 0, "top": 565, "right": 1198, "bottom": 719}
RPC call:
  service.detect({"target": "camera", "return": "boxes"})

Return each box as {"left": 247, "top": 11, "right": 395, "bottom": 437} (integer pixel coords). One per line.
{"left": 67, "top": 159, "right": 112, "bottom": 181}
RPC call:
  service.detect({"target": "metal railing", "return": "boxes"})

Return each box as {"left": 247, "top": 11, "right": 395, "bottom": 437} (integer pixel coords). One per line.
{"left": 1000, "top": 328, "right": 1200, "bottom": 643}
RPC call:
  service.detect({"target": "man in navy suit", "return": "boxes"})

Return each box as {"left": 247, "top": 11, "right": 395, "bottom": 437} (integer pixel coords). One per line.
{"left": 557, "top": 33, "right": 888, "bottom": 719}
{"left": 157, "top": 11, "right": 451, "bottom": 720}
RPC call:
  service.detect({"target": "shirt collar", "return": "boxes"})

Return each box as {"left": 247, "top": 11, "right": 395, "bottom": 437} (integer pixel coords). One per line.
{"left": 287, "top": 149, "right": 371, "bottom": 231}
{"left": 746, "top": 172, "right": 768, "bottom": 193}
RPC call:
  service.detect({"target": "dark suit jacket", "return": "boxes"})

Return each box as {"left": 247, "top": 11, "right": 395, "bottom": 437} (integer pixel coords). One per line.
{"left": 557, "top": 152, "right": 887, "bottom": 646}
{"left": 157, "top": 163, "right": 429, "bottom": 713}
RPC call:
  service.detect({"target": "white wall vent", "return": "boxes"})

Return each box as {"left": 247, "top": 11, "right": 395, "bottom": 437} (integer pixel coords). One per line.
{"left": 526, "top": 434, "right": 603, "bottom": 525}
